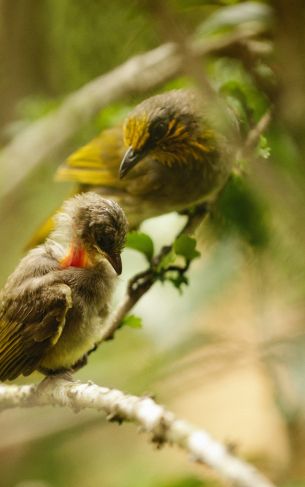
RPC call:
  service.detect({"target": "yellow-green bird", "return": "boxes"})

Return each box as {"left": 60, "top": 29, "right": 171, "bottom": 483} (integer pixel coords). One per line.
{"left": 32, "top": 89, "right": 232, "bottom": 243}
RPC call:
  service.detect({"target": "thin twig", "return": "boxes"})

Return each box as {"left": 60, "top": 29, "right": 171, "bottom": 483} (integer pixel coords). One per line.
{"left": 0, "top": 378, "right": 277, "bottom": 487}
{"left": 243, "top": 110, "right": 272, "bottom": 152}
{"left": 99, "top": 204, "right": 209, "bottom": 342}
{"left": 235, "top": 109, "right": 272, "bottom": 173}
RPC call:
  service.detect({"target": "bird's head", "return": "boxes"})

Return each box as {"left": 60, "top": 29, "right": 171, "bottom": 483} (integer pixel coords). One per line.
{"left": 57, "top": 193, "right": 128, "bottom": 274}
{"left": 120, "top": 90, "right": 214, "bottom": 178}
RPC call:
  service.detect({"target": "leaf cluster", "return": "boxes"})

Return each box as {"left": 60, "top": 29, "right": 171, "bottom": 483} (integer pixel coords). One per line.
{"left": 121, "top": 232, "right": 201, "bottom": 330}
{"left": 126, "top": 231, "right": 201, "bottom": 292}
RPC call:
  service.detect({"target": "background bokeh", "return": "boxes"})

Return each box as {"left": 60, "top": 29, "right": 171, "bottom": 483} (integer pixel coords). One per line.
{"left": 0, "top": 1, "right": 304, "bottom": 487}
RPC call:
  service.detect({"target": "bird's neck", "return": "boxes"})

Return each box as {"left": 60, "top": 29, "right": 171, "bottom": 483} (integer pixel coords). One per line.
{"left": 48, "top": 206, "right": 91, "bottom": 268}
{"left": 60, "top": 242, "right": 91, "bottom": 268}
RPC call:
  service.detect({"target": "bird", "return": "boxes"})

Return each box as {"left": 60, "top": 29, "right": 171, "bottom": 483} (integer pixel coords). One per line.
{"left": 29, "top": 89, "right": 232, "bottom": 246}
{"left": 0, "top": 192, "right": 128, "bottom": 381}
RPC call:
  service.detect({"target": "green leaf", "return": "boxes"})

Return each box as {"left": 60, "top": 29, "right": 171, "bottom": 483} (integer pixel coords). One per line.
{"left": 157, "top": 248, "right": 176, "bottom": 271}
{"left": 121, "top": 314, "right": 143, "bottom": 329}
{"left": 257, "top": 135, "right": 271, "bottom": 159}
{"left": 126, "top": 231, "right": 154, "bottom": 262}
{"left": 168, "top": 273, "right": 189, "bottom": 293}
{"left": 174, "top": 235, "right": 201, "bottom": 262}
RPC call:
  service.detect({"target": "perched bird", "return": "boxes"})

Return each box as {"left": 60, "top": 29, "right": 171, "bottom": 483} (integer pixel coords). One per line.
{"left": 30, "top": 89, "right": 232, "bottom": 245}
{"left": 0, "top": 193, "right": 128, "bottom": 381}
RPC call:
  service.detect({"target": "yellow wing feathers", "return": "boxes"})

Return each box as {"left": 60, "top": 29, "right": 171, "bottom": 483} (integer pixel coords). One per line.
{"left": 56, "top": 127, "right": 125, "bottom": 188}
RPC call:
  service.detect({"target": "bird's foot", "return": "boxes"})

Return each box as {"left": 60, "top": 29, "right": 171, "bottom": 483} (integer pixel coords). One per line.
{"left": 37, "top": 371, "right": 75, "bottom": 393}
{"left": 38, "top": 366, "right": 75, "bottom": 381}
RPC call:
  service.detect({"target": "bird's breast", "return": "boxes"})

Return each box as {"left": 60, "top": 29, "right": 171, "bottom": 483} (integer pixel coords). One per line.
{"left": 40, "top": 265, "right": 115, "bottom": 371}
{"left": 127, "top": 155, "right": 228, "bottom": 209}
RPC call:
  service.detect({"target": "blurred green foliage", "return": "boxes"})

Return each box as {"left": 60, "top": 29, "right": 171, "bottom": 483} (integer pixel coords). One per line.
{"left": 45, "top": 0, "right": 158, "bottom": 93}
{"left": 157, "top": 476, "right": 221, "bottom": 487}
{"left": 211, "top": 174, "right": 269, "bottom": 248}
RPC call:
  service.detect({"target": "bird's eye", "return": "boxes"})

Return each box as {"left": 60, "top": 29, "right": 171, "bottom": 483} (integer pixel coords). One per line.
{"left": 149, "top": 119, "right": 168, "bottom": 141}
{"left": 94, "top": 229, "right": 114, "bottom": 253}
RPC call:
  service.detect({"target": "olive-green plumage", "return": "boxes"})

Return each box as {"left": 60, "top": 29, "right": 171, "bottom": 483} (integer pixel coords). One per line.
{"left": 31, "top": 89, "right": 232, "bottom": 244}
{"left": 0, "top": 193, "right": 127, "bottom": 381}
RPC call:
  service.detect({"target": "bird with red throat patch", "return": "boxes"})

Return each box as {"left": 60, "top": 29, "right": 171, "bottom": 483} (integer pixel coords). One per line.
{"left": 0, "top": 192, "right": 128, "bottom": 381}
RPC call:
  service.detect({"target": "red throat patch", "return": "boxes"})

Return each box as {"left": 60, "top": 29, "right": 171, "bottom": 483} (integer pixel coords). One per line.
{"left": 60, "top": 244, "right": 90, "bottom": 268}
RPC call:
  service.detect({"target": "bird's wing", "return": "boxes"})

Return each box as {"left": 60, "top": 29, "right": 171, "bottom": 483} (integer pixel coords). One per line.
{"left": 55, "top": 126, "right": 127, "bottom": 188}
{"left": 0, "top": 283, "right": 72, "bottom": 380}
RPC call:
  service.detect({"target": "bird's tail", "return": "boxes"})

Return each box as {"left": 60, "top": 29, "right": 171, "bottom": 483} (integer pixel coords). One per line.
{"left": 25, "top": 214, "right": 56, "bottom": 249}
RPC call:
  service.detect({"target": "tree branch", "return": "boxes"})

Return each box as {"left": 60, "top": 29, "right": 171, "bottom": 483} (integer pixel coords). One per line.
{"left": 0, "top": 378, "right": 277, "bottom": 487}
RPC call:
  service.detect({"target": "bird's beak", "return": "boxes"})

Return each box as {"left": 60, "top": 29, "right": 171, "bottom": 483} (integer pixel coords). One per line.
{"left": 119, "top": 147, "right": 144, "bottom": 179}
{"left": 94, "top": 245, "right": 123, "bottom": 274}
{"left": 105, "top": 252, "right": 122, "bottom": 275}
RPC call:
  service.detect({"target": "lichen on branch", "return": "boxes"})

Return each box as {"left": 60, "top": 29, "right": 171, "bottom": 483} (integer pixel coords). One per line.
{"left": 0, "top": 377, "right": 277, "bottom": 487}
